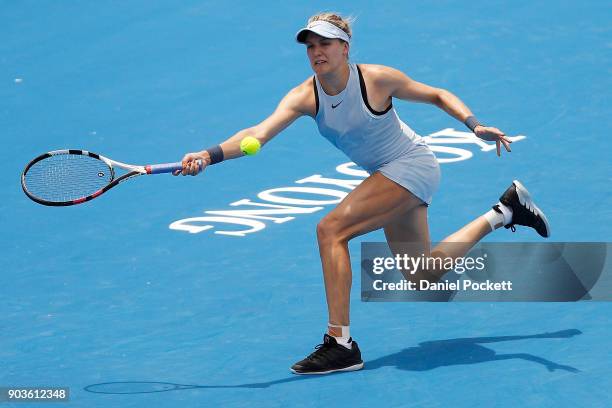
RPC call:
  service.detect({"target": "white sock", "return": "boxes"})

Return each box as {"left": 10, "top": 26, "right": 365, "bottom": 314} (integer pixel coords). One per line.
{"left": 483, "top": 202, "right": 513, "bottom": 231}
{"left": 328, "top": 324, "right": 352, "bottom": 349}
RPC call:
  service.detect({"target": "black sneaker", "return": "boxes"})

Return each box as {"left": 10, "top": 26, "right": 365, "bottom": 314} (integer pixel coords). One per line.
{"left": 495, "top": 180, "right": 551, "bottom": 237}
{"left": 290, "top": 334, "right": 364, "bottom": 375}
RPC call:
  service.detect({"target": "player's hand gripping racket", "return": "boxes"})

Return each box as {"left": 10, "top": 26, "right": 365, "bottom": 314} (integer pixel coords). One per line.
{"left": 21, "top": 149, "right": 200, "bottom": 206}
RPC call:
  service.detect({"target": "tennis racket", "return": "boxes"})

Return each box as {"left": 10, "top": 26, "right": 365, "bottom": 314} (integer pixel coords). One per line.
{"left": 21, "top": 149, "right": 199, "bottom": 206}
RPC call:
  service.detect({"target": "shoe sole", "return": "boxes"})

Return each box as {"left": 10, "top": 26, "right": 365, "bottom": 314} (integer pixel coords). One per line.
{"left": 512, "top": 179, "right": 551, "bottom": 238}
{"left": 290, "top": 362, "right": 364, "bottom": 375}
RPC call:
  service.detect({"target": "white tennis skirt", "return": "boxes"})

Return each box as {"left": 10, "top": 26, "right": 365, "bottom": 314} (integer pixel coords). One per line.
{"left": 371, "top": 144, "right": 440, "bottom": 205}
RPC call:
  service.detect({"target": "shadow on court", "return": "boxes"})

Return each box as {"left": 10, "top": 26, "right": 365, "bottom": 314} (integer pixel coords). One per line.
{"left": 365, "top": 329, "right": 581, "bottom": 373}
{"left": 84, "top": 329, "right": 580, "bottom": 395}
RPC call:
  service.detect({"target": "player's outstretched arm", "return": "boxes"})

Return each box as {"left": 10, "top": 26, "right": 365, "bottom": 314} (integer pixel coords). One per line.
{"left": 176, "top": 78, "right": 315, "bottom": 176}
{"left": 368, "top": 64, "right": 513, "bottom": 157}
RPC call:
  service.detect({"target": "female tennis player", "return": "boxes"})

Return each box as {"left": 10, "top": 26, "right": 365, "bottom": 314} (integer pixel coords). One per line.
{"left": 175, "top": 13, "right": 550, "bottom": 375}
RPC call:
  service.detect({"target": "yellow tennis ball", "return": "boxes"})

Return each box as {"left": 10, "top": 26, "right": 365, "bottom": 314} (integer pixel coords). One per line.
{"left": 240, "top": 136, "right": 261, "bottom": 155}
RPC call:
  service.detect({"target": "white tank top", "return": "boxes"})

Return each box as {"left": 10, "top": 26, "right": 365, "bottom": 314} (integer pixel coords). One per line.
{"left": 314, "top": 63, "right": 426, "bottom": 171}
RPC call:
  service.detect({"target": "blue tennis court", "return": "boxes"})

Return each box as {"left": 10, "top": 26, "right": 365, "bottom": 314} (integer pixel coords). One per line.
{"left": 2, "top": 1, "right": 611, "bottom": 406}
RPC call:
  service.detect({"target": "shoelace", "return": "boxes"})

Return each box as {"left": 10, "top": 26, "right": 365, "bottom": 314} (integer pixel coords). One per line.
{"left": 503, "top": 198, "right": 537, "bottom": 233}
{"left": 306, "top": 343, "right": 334, "bottom": 362}
{"left": 507, "top": 204, "right": 538, "bottom": 233}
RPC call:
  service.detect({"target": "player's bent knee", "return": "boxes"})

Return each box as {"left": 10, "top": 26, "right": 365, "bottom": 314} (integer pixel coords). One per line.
{"left": 317, "top": 216, "right": 350, "bottom": 245}
{"left": 316, "top": 218, "right": 338, "bottom": 244}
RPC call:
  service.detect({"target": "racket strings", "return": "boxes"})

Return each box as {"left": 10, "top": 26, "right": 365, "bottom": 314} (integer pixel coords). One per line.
{"left": 24, "top": 154, "right": 113, "bottom": 202}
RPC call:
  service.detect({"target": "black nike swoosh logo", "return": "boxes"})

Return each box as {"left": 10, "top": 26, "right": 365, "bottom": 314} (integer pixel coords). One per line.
{"left": 332, "top": 101, "right": 343, "bottom": 109}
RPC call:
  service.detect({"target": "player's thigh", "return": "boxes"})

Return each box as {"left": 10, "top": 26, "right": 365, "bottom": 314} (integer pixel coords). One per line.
{"left": 320, "top": 172, "right": 424, "bottom": 240}
{"left": 383, "top": 204, "right": 431, "bottom": 258}
{"left": 384, "top": 205, "right": 443, "bottom": 280}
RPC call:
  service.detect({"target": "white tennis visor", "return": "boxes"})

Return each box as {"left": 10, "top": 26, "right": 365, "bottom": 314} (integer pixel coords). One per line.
{"left": 296, "top": 20, "right": 351, "bottom": 44}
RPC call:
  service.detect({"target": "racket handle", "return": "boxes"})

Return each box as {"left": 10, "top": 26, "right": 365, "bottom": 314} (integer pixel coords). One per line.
{"left": 146, "top": 160, "right": 203, "bottom": 175}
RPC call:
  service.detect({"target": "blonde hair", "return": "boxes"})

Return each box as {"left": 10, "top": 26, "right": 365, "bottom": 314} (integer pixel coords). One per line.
{"left": 307, "top": 12, "right": 355, "bottom": 40}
